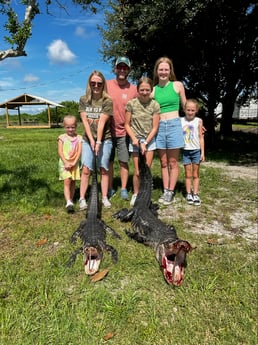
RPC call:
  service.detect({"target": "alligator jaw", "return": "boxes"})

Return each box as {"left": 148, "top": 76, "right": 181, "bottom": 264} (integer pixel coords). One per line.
{"left": 84, "top": 247, "right": 103, "bottom": 275}
{"left": 157, "top": 240, "right": 192, "bottom": 286}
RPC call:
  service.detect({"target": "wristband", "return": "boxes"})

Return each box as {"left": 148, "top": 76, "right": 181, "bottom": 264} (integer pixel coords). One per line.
{"left": 96, "top": 141, "right": 102, "bottom": 144}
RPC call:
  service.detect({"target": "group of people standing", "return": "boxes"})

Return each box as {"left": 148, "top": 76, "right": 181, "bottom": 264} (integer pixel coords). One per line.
{"left": 58, "top": 56, "right": 205, "bottom": 213}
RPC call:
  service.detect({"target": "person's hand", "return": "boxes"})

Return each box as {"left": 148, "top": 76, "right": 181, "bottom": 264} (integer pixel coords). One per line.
{"left": 140, "top": 142, "right": 147, "bottom": 154}
{"left": 132, "top": 138, "right": 139, "bottom": 147}
{"left": 90, "top": 139, "right": 95, "bottom": 151}
{"left": 95, "top": 141, "right": 101, "bottom": 156}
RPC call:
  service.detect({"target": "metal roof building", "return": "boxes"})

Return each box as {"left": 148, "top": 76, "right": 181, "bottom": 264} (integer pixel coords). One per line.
{"left": 0, "top": 93, "right": 64, "bottom": 128}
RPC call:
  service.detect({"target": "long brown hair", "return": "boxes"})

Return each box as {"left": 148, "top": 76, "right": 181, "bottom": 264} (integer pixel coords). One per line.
{"left": 153, "top": 57, "right": 177, "bottom": 85}
{"left": 84, "top": 70, "right": 111, "bottom": 103}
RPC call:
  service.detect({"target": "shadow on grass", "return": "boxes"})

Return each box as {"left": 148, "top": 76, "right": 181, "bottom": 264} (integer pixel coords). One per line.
{"left": 0, "top": 165, "right": 62, "bottom": 207}
{"left": 206, "top": 130, "right": 258, "bottom": 165}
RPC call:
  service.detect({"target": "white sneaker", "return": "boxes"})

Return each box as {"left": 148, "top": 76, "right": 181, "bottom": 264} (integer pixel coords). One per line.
{"left": 79, "top": 198, "right": 87, "bottom": 211}
{"left": 66, "top": 200, "right": 74, "bottom": 213}
{"left": 102, "top": 197, "right": 111, "bottom": 208}
{"left": 130, "top": 194, "right": 138, "bottom": 207}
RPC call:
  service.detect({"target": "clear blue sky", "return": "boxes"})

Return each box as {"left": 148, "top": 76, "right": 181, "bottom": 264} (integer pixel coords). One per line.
{"left": 0, "top": 4, "right": 114, "bottom": 115}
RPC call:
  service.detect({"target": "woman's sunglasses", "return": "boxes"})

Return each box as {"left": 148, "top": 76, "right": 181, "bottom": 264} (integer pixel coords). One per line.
{"left": 90, "top": 81, "right": 103, "bottom": 87}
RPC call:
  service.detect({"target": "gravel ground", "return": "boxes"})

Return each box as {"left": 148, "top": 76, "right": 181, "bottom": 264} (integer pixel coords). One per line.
{"left": 159, "top": 162, "right": 257, "bottom": 242}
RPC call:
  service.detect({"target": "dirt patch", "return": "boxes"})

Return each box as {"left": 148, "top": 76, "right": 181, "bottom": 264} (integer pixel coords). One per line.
{"left": 159, "top": 162, "right": 257, "bottom": 242}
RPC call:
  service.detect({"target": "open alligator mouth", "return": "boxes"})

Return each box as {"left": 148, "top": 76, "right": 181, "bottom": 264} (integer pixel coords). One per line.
{"left": 84, "top": 246, "right": 103, "bottom": 275}
{"left": 159, "top": 240, "right": 192, "bottom": 286}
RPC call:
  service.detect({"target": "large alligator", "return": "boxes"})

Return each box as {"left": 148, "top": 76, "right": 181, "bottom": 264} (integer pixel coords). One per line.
{"left": 67, "top": 154, "right": 121, "bottom": 275}
{"left": 113, "top": 151, "right": 193, "bottom": 286}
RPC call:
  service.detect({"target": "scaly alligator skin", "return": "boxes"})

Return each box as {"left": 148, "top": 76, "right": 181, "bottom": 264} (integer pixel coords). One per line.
{"left": 67, "top": 155, "right": 121, "bottom": 275}
{"left": 113, "top": 152, "right": 193, "bottom": 286}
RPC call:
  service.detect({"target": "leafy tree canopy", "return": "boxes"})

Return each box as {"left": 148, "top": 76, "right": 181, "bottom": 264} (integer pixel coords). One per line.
{"left": 100, "top": 0, "right": 258, "bottom": 136}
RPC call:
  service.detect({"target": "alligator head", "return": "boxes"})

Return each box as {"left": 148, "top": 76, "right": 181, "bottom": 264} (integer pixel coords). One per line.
{"left": 84, "top": 245, "right": 103, "bottom": 275}
{"left": 156, "top": 239, "right": 193, "bottom": 286}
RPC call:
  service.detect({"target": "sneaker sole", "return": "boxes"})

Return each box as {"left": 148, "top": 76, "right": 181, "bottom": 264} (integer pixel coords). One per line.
{"left": 187, "top": 201, "right": 194, "bottom": 205}
{"left": 79, "top": 207, "right": 87, "bottom": 211}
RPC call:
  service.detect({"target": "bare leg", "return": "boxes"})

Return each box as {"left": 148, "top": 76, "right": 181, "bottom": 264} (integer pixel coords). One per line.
{"left": 132, "top": 153, "right": 140, "bottom": 194}
{"left": 64, "top": 178, "right": 72, "bottom": 202}
{"left": 184, "top": 164, "right": 192, "bottom": 193}
{"left": 100, "top": 167, "right": 109, "bottom": 198}
{"left": 158, "top": 149, "right": 169, "bottom": 190}
{"left": 80, "top": 165, "right": 91, "bottom": 200}
{"left": 108, "top": 161, "right": 114, "bottom": 190}
{"left": 167, "top": 148, "right": 180, "bottom": 191}
{"left": 192, "top": 163, "right": 200, "bottom": 194}
{"left": 119, "top": 161, "right": 129, "bottom": 190}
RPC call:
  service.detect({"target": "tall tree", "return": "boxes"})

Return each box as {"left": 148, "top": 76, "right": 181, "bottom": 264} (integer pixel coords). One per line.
{"left": 100, "top": 0, "right": 258, "bottom": 137}
{"left": 0, "top": 0, "right": 100, "bottom": 60}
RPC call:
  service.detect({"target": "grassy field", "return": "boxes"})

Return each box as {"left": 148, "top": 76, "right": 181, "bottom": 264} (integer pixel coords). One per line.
{"left": 0, "top": 126, "right": 257, "bottom": 345}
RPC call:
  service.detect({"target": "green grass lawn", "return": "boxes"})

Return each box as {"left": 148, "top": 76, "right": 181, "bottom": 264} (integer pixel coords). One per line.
{"left": 0, "top": 127, "right": 257, "bottom": 345}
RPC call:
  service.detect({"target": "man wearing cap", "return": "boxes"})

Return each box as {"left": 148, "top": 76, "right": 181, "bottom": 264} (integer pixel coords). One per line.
{"left": 107, "top": 57, "right": 137, "bottom": 200}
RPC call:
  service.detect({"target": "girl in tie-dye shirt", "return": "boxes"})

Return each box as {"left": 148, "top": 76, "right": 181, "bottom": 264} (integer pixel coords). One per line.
{"left": 58, "top": 115, "right": 83, "bottom": 213}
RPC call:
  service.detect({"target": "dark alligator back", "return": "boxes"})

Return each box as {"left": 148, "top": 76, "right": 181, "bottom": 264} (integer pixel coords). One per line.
{"left": 86, "top": 154, "right": 100, "bottom": 220}
{"left": 134, "top": 152, "right": 152, "bottom": 208}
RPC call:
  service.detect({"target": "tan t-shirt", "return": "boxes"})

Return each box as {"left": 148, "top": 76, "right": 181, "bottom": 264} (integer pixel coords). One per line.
{"left": 126, "top": 97, "right": 160, "bottom": 138}
{"left": 78, "top": 96, "right": 113, "bottom": 142}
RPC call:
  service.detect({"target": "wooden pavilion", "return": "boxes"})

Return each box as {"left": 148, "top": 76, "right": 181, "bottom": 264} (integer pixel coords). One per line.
{"left": 0, "top": 93, "right": 64, "bottom": 128}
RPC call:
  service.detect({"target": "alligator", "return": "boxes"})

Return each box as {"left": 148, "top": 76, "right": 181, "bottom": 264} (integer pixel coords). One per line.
{"left": 67, "top": 154, "right": 121, "bottom": 275}
{"left": 113, "top": 151, "right": 193, "bottom": 286}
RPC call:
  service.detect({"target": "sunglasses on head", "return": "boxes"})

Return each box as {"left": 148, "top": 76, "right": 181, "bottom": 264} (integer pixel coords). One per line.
{"left": 90, "top": 81, "right": 103, "bottom": 87}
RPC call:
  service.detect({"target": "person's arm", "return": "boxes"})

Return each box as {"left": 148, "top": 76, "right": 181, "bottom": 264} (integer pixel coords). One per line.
{"left": 145, "top": 113, "right": 160, "bottom": 144}
{"left": 95, "top": 113, "right": 110, "bottom": 155}
{"left": 198, "top": 118, "right": 205, "bottom": 162}
{"left": 177, "top": 81, "right": 187, "bottom": 109}
{"left": 71, "top": 139, "right": 82, "bottom": 167}
{"left": 125, "top": 110, "right": 139, "bottom": 147}
{"left": 80, "top": 111, "right": 95, "bottom": 150}
{"left": 58, "top": 138, "right": 72, "bottom": 170}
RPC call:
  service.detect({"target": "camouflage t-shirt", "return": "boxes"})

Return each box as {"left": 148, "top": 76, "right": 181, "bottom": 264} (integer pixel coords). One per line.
{"left": 125, "top": 97, "right": 160, "bottom": 138}
{"left": 78, "top": 96, "right": 113, "bottom": 142}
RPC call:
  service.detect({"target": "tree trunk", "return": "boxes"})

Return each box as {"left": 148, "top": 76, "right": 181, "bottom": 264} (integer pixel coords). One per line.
{"left": 220, "top": 98, "right": 235, "bottom": 136}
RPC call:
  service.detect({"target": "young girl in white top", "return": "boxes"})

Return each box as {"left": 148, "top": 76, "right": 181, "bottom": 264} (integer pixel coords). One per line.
{"left": 181, "top": 99, "right": 205, "bottom": 206}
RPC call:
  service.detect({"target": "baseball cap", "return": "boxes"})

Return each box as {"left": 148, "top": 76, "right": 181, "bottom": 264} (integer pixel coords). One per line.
{"left": 115, "top": 57, "right": 131, "bottom": 68}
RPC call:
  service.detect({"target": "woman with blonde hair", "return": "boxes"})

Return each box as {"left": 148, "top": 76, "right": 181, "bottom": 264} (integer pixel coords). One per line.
{"left": 153, "top": 57, "right": 186, "bottom": 205}
{"left": 78, "top": 70, "right": 113, "bottom": 209}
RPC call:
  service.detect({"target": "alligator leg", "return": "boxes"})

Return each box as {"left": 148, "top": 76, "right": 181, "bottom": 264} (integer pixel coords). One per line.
{"left": 124, "top": 229, "right": 147, "bottom": 244}
{"left": 105, "top": 244, "right": 118, "bottom": 263}
{"left": 70, "top": 220, "right": 87, "bottom": 244}
{"left": 103, "top": 223, "right": 122, "bottom": 239}
{"left": 66, "top": 247, "right": 83, "bottom": 267}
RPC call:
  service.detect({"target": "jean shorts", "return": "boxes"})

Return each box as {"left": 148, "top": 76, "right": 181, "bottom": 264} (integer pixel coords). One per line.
{"left": 156, "top": 117, "right": 184, "bottom": 149}
{"left": 81, "top": 139, "right": 112, "bottom": 171}
{"left": 182, "top": 149, "right": 201, "bottom": 165}
{"left": 129, "top": 137, "right": 156, "bottom": 152}
{"left": 110, "top": 136, "right": 129, "bottom": 163}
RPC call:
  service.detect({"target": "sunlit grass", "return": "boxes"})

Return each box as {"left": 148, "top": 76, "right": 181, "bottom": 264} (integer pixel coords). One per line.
{"left": 0, "top": 128, "right": 257, "bottom": 345}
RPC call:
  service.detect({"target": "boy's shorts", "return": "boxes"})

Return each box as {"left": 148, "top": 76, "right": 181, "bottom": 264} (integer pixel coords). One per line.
{"left": 81, "top": 139, "right": 112, "bottom": 171}
{"left": 109, "top": 136, "right": 129, "bottom": 163}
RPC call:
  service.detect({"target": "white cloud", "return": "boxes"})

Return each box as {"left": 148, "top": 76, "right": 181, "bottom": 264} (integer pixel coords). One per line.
{"left": 75, "top": 26, "right": 96, "bottom": 39}
{"left": 23, "top": 74, "right": 39, "bottom": 83}
{"left": 47, "top": 39, "right": 76, "bottom": 64}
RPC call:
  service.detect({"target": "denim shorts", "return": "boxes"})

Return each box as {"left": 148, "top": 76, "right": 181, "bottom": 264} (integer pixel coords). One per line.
{"left": 110, "top": 136, "right": 129, "bottom": 163}
{"left": 81, "top": 139, "right": 112, "bottom": 171}
{"left": 156, "top": 117, "right": 184, "bottom": 149}
{"left": 129, "top": 137, "right": 156, "bottom": 152}
{"left": 182, "top": 149, "right": 201, "bottom": 165}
